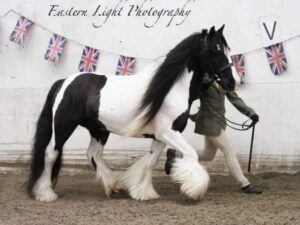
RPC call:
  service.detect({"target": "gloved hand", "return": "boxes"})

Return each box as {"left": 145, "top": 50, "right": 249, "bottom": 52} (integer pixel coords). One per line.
{"left": 250, "top": 114, "right": 259, "bottom": 124}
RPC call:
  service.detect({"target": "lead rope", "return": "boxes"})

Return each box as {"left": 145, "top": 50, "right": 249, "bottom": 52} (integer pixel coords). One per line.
{"left": 204, "top": 102, "right": 254, "bottom": 131}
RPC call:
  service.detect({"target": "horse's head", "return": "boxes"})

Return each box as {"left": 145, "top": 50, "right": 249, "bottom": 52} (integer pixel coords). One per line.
{"left": 187, "top": 25, "right": 235, "bottom": 91}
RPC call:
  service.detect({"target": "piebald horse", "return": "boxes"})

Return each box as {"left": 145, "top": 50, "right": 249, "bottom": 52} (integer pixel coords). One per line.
{"left": 28, "top": 26, "right": 235, "bottom": 201}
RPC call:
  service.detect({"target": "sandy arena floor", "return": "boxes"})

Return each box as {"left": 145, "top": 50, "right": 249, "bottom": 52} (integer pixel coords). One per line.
{"left": 0, "top": 171, "right": 299, "bottom": 225}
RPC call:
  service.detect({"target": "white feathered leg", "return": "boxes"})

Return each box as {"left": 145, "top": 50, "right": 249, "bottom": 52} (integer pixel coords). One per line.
{"left": 157, "top": 130, "right": 210, "bottom": 200}
{"left": 121, "top": 140, "right": 165, "bottom": 201}
{"left": 87, "top": 137, "right": 118, "bottom": 197}
{"left": 33, "top": 147, "right": 58, "bottom": 202}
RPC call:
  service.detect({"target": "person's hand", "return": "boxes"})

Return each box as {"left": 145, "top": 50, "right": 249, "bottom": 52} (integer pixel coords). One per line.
{"left": 250, "top": 114, "right": 259, "bottom": 124}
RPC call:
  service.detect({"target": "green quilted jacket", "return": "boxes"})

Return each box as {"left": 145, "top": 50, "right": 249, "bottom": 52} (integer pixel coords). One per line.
{"left": 191, "top": 83, "right": 256, "bottom": 136}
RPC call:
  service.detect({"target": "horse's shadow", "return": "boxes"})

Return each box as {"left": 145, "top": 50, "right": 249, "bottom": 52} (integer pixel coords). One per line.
{"left": 53, "top": 175, "right": 208, "bottom": 205}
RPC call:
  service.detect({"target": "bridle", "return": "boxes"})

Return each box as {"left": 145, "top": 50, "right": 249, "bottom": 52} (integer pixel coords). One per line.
{"left": 202, "top": 62, "right": 255, "bottom": 131}
{"left": 217, "top": 62, "right": 233, "bottom": 73}
{"left": 213, "top": 62, "right": 233, "bottom": 82}
{"left": 210, "top": 53, "right": 234, "bottom": 83}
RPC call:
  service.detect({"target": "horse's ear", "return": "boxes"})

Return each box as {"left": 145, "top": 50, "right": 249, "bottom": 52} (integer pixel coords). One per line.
{"left": 208, "top": 26, "right": 215, "bottom": 39}
{"left": 218, "top": 24, "right": 225, "bottom": 34}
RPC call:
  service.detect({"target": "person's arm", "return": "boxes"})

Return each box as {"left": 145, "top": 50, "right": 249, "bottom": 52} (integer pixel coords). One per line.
{"left": 226, "top": 91, "right": 259, "bottom": 122}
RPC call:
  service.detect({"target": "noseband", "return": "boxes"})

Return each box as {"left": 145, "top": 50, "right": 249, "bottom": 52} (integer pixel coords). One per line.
{"left": 212, "top": 62, "right": 233, "bottom": 83}
{"left": 217, "top": 62, "right": 233, "bottom": 73}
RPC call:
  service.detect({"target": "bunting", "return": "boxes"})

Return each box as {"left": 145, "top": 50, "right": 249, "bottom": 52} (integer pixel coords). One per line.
{"left": 232, "top": 54, "right": 246, "bottom": 84}
{"left": 5, "top": 14, "right": 296, "bottom": 79}
{"left": 265, "top": 43, "right": 288, "bottom": 75}
{"left": 44, "top": 33, "right": 66, "bottom": 62}
{"left": 115, "top": 56, "right": 136, "bottom": 75}
{"left": 78, "top": 46, "right": 100, "bottom": 72}
{"left": 9, "top": 16, "right": 33, "bottom": 45}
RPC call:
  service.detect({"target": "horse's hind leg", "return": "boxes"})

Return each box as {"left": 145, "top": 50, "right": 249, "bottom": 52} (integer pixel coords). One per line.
{"left": 85, "top": 121, "right": 117, "bottom": 197}
{"left": 34, "top": 119, "right": 77, "bottom": 201}
{"left": 121, "top": 140, "right": 165, "bottom": 200}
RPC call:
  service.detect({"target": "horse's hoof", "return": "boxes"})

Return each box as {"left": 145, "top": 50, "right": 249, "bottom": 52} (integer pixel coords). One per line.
{"left": 35, "top": 190, "right": 58, "bottom": 202}
{"left": 129, "top": 188, "right": 160, "bottom": 201}
{"left": 171, "top": 158, "right": 209, "bottom": 200}
{"left": 104, "top": 174, "right": 122, "bottom": 198}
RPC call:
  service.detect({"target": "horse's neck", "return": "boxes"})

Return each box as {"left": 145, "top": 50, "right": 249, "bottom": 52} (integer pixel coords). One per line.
{"left": 176, "top": 68, "right": 194, "bottom": 93}
{"left": 164, "top": 68, "right": 194, "bottom": 111}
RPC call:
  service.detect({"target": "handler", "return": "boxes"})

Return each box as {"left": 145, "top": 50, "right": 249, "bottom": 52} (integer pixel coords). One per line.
{"left": 165, "top": 74, "right": 263, "bottom": 194}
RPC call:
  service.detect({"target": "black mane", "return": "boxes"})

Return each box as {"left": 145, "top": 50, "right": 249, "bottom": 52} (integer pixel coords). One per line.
{"left": 137, "top": 31, "right": 208, "bottom": 127}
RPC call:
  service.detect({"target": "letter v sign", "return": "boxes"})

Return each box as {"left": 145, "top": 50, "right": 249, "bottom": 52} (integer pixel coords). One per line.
{"left": 263, "top": 21, "right": 277, "bottom": 40}
{"left": 260, "top": 16, "right": 281, "bottom": 47}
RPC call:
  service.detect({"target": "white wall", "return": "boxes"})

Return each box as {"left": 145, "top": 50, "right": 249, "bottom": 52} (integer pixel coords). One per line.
{"left": 0, "top": 0, "right": 299, "bottom": 172}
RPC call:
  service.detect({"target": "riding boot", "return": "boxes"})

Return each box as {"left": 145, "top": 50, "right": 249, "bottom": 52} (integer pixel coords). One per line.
{"left": 165, "top": 149, "right": 176, "bottom": 175}
{"left": 241, "top": 184, "right": 263, "bottom": 194}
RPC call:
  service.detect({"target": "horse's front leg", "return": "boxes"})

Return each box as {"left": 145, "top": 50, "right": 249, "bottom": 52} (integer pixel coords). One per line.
{"left": 121, "top": 140, "right": 165, "bottom": 200}
{"left": 156, "top": 129, "right": 210, "bottom": 200}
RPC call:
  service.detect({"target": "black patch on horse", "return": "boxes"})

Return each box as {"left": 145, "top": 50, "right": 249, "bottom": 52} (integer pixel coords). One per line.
{"left": 52, "top": 73, "right": 108, "bottom": 184}
{"left": 54, "top": 73, "right": 108, "bottom": 145}
{"left": 81, "top": 118, "right": 110, "bottom": 145}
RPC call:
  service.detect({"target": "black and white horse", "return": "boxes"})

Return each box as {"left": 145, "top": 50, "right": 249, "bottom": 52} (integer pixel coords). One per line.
{"left": 28, "top": 26, "right": 235, "bottom": 201}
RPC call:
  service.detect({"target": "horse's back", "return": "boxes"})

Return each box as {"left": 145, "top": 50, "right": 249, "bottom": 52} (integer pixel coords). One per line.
{"left": 52, "top": 62, "right": 158, "bottom": 134}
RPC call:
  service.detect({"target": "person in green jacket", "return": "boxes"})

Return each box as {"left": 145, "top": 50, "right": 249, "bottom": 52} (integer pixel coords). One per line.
{"left": 165, "top": 74, "right": 263, "bottom": 194}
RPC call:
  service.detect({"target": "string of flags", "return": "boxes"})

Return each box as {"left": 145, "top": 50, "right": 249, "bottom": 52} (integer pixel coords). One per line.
{"left": 231, "top": 42, "right": 288, "bottom": 84}
{"left": 9, "top": 16, "right": 136, "bottom": 75}
{"left": 9, "top": 15, "right": 289, "bottom": 79}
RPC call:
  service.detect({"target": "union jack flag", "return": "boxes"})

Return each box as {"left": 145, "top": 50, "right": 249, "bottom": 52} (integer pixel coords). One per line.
{"left": 265, "top": 43, "right": 287, "bottom": 75}
{"left": 44, "top": 34, "right": 66, "bottom": 62}
{"left": 78, "top": 46, "right": 100, "bottom": 72}
{"left": 231, "top": 54, "right": 246, "bottom": 84}
{"left": 115, "top": 56, "right": 136, "bottom": 75}
{"left": 9, "top": 16, "right": 33, "bottom": 45}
